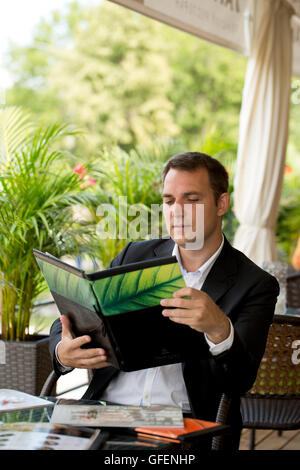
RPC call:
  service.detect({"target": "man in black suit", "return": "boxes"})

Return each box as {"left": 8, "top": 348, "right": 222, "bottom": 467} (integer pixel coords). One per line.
{"left": 49, "top": 152, "right": 279, "bottom": 450}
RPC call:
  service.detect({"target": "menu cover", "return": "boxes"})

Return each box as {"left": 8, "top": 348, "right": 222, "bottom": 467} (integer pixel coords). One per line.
{"left": 0, "top": 390, "right": 54, "bottom": 413}
{"left": 34, "top": 248, "right": 210, "bottom": 372}
{"left": 0, "top": 422, "right": 102, "bottom": 450}
{"left": 50, "top": 401, "right": 184, "bottom": 428}
{"left": 135, "top": 418, "right": 222, "bottom": 442}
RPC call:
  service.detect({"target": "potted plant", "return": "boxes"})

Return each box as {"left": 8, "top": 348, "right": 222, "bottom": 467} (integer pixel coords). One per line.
{"left": 0, "top": 107, "right": 95, "bottom": 395}
{"left": 87, "top": 139, "right": 184, "bottom": 269}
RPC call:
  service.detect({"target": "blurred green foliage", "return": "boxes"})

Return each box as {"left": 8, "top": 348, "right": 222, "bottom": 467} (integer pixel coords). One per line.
{"left": 3, "top": 0, "right": 299, "bottom": 263}
{"left": 276, "top": 172, "right": 300, "bottom": 262}
{"left": 83, "top": 140, "right": 180, "bottom": 268}
{"left": 5, "top": 0, "right": 246, "bottom": 159}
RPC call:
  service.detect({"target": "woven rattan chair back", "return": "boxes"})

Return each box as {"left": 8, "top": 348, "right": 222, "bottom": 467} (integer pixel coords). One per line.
{"left": 249, "top": 314, "right": 300, "bottom": 396}
{"left": 287, "top": 272, "right": 300, "bottom": 309}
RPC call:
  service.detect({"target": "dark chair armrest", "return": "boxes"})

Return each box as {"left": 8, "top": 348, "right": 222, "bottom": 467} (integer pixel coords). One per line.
{"left": 39, "top": 370, "right": 58, "bottom": 397}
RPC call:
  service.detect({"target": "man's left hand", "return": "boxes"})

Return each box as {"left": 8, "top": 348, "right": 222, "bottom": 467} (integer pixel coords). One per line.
{"left": 160, "top": 287, "right": 230, "bottom": 344}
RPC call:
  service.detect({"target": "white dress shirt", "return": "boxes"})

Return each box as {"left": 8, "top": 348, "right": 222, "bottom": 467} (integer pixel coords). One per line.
{"left": 56, "top": 236, "right": 234, "bottom": 412}
{"left": 99, "top": 236, "right": 234, "bottom": 411}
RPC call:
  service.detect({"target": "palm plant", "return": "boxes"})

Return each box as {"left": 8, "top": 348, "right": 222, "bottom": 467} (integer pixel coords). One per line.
{"left": 196, "top": 128, "right": 239, "bottom": 243}
{"left": 0, "top": 107, "right": 95, "bottom": 341}
{"left": 88, "top": 139, "right": 185, "bottom": 268}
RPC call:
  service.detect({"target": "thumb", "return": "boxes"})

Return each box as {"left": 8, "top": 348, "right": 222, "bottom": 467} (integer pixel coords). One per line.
{"left": 60, "top": 315, "right": 74, "bottom": 340}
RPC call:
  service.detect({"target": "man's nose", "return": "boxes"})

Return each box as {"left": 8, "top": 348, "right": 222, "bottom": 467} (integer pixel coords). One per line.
{"left": 171, "top": 202, "right": 184, "bottom": 218}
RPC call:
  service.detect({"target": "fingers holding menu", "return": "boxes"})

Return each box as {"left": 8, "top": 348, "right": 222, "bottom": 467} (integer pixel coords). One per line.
{"left": 57, "top": 315, "right": 110, "bottom": 369}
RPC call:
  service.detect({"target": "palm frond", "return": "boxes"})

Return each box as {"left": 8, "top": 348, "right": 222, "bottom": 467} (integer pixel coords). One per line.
{"left": 0, "top": 106, "right": 33, "bottom": 163}
{"left": 0, "top": 110, "right": 94, "bottom": 340}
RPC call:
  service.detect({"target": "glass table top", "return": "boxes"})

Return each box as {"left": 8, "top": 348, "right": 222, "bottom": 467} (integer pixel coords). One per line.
{"left": 0, "top": 398, "right": 176, "bottom": 450}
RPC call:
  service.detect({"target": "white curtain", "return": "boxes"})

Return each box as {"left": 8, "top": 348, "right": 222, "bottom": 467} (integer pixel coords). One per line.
{"left": 233, "top": 0, "right": 294, "bottom": 265}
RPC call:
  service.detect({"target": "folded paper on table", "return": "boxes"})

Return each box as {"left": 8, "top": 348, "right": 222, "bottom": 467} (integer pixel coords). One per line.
{"left": 0, "top": 389, "right": 54, "bottom": 412}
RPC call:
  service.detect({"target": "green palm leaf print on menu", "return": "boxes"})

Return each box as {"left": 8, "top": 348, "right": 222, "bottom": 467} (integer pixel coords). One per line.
{"left": 92, "top": 262, "right": 185, "bottom": 316}
{"left": 36, "top": 258, "right": 95, "bottom": 310}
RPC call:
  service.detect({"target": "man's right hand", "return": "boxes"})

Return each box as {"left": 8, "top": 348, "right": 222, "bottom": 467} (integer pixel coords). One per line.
{"left": 57, "top": 315, "right": 110, "bottom": 369}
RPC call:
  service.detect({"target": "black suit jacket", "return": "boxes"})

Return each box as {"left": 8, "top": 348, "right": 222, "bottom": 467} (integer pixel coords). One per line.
{"left": 49, "top": 236, "right": 279, "bottom": 434}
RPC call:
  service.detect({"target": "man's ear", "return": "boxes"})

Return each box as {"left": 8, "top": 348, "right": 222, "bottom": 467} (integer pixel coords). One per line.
{"left": 217, "top": 193, "right": 230, "bottom": 216}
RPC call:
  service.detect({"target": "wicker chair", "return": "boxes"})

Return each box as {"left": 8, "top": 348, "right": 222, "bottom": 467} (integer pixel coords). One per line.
{"left": 39, "top": 369, "right": 92, "bottom": 397}
{"left": 240, "top": 314, "right": 300, "bottom": 450}
{"left": 211, "top": 393, "right": 232, "bottom": 451}
{"left": 40, "top": 370, "right": 58, "bottom": 396}
{"left": 287, "top": 271, "right": 300, "bottom": 310}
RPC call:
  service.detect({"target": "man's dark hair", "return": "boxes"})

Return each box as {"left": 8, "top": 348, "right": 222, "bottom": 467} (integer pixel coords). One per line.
{"left": 162, "top": 152, "right": 229, "bottom": 204}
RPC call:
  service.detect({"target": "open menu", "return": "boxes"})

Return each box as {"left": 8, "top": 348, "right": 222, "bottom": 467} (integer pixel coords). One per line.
{"left": 0, "top": 422, "right": 102, "bottom": 450}
{"left": 0, "top": 389, "right": 54, "bottom": 412}
{"left": 50, "top": 401, "right": 184, "bottom": 428}
{"left": 34, "top": 249, "right": 210, "bottom": 372}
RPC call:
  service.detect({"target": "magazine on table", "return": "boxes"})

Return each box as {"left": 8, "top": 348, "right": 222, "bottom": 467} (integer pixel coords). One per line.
{"left": 0, "top": 389, "right": 54, "bottom": 413}
{"left": 50, "top": 400, "right": 184, "bottom": 428}
{"left": 0, "top": 422, "right": 102, "bottom": 450}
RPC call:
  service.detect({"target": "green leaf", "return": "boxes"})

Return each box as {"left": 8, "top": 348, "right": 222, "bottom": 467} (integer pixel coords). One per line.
{"left": 36, "top": 258, "right": 95, "bottom": 310}
{"left": 0, "top": 107, "right": 33, "bottom": 163}
{"left": 92, "top": 261, "right": 185, "bottom": 316}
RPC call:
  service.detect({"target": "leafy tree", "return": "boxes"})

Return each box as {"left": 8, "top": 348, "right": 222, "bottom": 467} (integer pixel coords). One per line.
{"left": 6, "top": 0, "right": 299, "bottom": 159}
{"left": 163, "top": 26, "right": 246, "bottom": 149}
{"left": 5, "top": 0, "right": 245, "bottom": 159}
{"left": 6, "top": 1, "right": 178, "bottom": 157}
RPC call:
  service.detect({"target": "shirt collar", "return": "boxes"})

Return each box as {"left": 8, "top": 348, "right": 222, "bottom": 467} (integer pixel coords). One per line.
{"left": 172, "top": 235, "right": 224, "bottom": 277}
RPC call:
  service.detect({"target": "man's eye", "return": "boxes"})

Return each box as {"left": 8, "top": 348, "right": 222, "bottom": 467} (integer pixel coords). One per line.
{"left": 164, "top": 200, "right": 173, "bottom": 205}
{"left": 187, "top": 199, "right": 199, "bottom": 203}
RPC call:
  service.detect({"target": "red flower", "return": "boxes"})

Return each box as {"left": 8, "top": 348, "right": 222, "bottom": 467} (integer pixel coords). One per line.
{"left": 88, "top": 178, "right": 96, "bottom": 185}
{"left": 74, "top": 164, "right": 86, "bottom": 180}
{"left": 74, "top": 163, "right": 85, "bottom": 174}
{"left": 292, "top": 237, "right": 300, "bottom": 270}
{"left": 284, "top": 165, "right": 293, "bottom": 174}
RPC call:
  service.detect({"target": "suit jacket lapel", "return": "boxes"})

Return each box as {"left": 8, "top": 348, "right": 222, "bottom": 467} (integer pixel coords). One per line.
{"left": 153, "top": 238, "right": 175, "bottom": 257}
{"left": 153, "top": 236, "right": 237, "bottom": 304}
{"left": 201, "top": 237, "right": 237, "bottom": 304}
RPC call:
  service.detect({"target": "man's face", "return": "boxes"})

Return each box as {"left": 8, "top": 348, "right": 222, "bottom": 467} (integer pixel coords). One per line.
{"left": 162, "top": 167, "right": 227, "bottom": 249}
